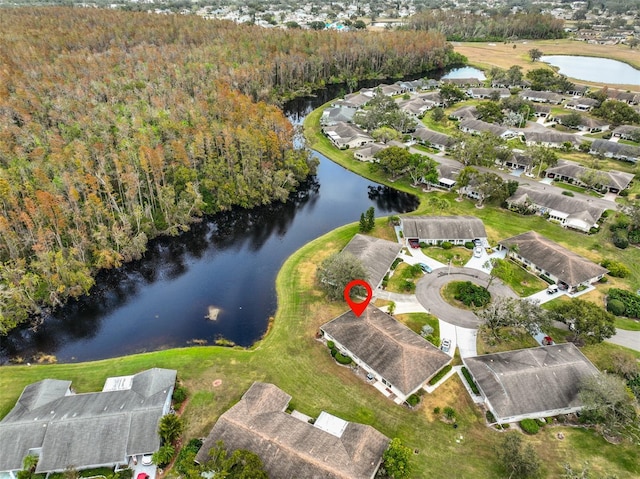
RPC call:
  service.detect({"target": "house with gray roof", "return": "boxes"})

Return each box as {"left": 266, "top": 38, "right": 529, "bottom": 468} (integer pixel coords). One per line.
{"left": 545, "top": 160, "right": 634, "bottom": 194}
{"left": 590, "top": 139, "right": 640, "bottom": 162}
{"left": 321, "top": 106, "right": 356, "bottom": 126}
{"left": 417, "top": 91, "right": 445, "bottom": 107}
{"left": 441, "top": 77, "right": 482, "bottom": 87}
{"left": 433, "top": 164, "right": 459, "bottom": 190}
{"left": 401, "top": 216, "right": 487, "bottom": 246}
{"left": 519, "top": 89, "right": 565, "bottom": 104}
{"left": 449, "top": 105, "right": 479, "bottom": 121}
{"left": 0, "top": 368, "right": 176, "bottom": 476}
{"left": 506, "top": 185, "right": 605, "bottom": 233}
{"left": 523, "top": 130, "right": 581, "bottom": 149}
{"left": 555, "top": 114, "right": 609, "bottom": 133}
{"left": 412, "top": 128, "right": 455, "bottom": 151}
{"left": 498, "top": 231, "right": 607, "bottom": 290}
{"left": 467, "top": 88, "right": 510, "bottom": 99}
{"left": 323, "top": 122, "right": 374, "bottom": 150}
{"left": 195, "top": 382, "right": 389, "bottom": 479}
{"left": 459, "top": 119, "right": 516, "bottom": 139}
{"left": 500, "top": 152, "right": 533, "bottom": 173}
{"left": 464, "top": 343, "right": 599, "bottom": 424}
{"left": 353, "top": 142, "right": 387, "bottom": 162}
{"left": 564, "top": 97, "right": 599, "bottom": 111}
{"left": 397, "top": 97, "right": 431, "bottom": 118}
{"left": 531, "top": 104, "right": 551, "bottom": 118}
{"left": 612, "top": 125, "right": 640, "bottom": 141}
{"left": 342, "top": 234, "right": 402, "bottom": 289}
{"left": 321, "top": 305, "right": 450, "bottom": 403}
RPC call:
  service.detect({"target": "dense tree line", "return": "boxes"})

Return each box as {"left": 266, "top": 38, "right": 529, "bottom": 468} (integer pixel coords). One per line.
{"left": 0, "top": 7, "right": 459, "bottom": 333}
{"left": 408, "top": 10, "right": 565, "bottom": 41}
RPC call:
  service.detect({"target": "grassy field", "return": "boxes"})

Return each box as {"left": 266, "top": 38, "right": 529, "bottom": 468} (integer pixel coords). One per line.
{"left": 422, "top": 245, "right": 473, "bottom": 267}
{"left": 453, "top": 39, "right": 640, "bottom": 91}
{"left": 493, "top": 259, "right": 548, "bottom": 297}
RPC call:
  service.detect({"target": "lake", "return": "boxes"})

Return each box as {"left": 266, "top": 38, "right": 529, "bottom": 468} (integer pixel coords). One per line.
{"left": 0, "top": 86, "right": 419, "bottom": 363}
{"left": 540, "top": 55, "right": 640, "bottom": 86}
{"left": 441, "top": 66, "right": 486, "bottom": 80}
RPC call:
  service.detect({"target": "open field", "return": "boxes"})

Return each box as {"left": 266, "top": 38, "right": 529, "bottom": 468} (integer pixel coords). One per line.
{"left": 454, "top": 39, "right": 640, "bottom": 91}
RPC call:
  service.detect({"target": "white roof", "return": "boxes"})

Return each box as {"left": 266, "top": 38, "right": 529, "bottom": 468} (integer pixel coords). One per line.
{"left": 314, "top": 411, "right": 348, "bottom": 438}
{"left": 439, "top": 178, "right": 456, "bottom": 186}
{"left": 102, "top": 375, "right": 133, "bottom": 392}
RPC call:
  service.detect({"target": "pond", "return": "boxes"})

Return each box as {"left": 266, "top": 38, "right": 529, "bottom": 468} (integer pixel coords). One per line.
{"left": 0, "top": 83, "right": 421, "bottom": 363}
{"left": 441, "top": 66, "right": 486, "bottom": 80}
{"left": 540, "top": 55, "right": 640, "bottom": 86}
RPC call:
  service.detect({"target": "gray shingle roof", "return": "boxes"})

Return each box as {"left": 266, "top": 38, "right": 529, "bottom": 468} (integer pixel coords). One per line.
{"left": 590, "top": 139, "right": 640, "bottom": 160}
{"left": 342, "top": 234, "right": 402, "bottom": 289}
{"left": 524, "top": 130, "right": 581, "bottom": 145}
{"left": 321, "top": 306, "right": 450, "bottom": 396}
{"left": 498, "top": 231, "right": 608, "bottom": 287}
{"left": 546, "top": 160, "right": 634, "bottom": 191}
{"left": 412, "top": 128, "right": 455, "bottom": 147}
{"left": 195, "top": 382, "right": 389, "bottom": 479}
{"left": 0, "top": 368, "right": 176, "bottom": 473}
{"left": 401, "top": 216, "right": 486, "bottom": 241}
{"left": 464, "top": 343, "right": 599, "bottom": 422}
{"left": 459, "top": 118, "right": 510, "bottom": 137}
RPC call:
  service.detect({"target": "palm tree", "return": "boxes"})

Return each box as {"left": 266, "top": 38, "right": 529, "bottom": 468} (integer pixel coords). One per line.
{"left": 158, "top": 413, "right": 184, "bottom": 445}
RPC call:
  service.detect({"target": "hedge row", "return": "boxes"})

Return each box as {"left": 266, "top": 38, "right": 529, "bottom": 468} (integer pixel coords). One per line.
{"left": 608, "top": 288, "right": 640, "bottom": 318}
{"left": 428, "top": 364, "right": 452, "bottom": 385}
{"left": 461, "top": 367, "right": 480, "bottom": 395}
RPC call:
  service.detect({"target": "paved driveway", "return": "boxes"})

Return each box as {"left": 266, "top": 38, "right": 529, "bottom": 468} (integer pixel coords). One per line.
{"left": 415, "top": 267, "right": 517, "bottom": 328}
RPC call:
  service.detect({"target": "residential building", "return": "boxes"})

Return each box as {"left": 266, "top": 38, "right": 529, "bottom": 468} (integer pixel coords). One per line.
{"left": 321, "top": 305, "right": 450, "bottom": 403}
{"left": 590, "top": 139, "right": 640, "bottom": 162}
{"left": 449, "top": 105, "right": 479, "bottom": 121}
{"left": 321, "top": 106, "right": 356, "bottom": 126}
{"left": 341, "top": 234, "right": 402, "bottom": 290}
{"left": 323, "top": 122, "right": 373, "bottom": 149}
{"left": 523, "top": 131, "right": 581, "bottom": 149}
{"left": 545, "top": 160, "right": 633, "bottom": 194}
{"left": 555, "top": 114, "right": 609, "bottom": 133}
{"left": 441, "top": 77, "right": 482, "bottom": 87}
{"left": 400, "top": 215, "right": 487, "bottom": 246}
{"left": 519, "top": 89, "right": 565, "bottom": 104}
{"left": 0, "top": 368, "right": 177, "bottom": 477}
{"left": 412, "top": 128, "right": 455, "bottom": 151}
{"left": 467, "top": 88, "right": 510, "bottom": 99}
{"left": 612, "top": 125, "right": 640, "bottom": 141}
{"left": 506, "top": 185, "right": 605, "bottom": 233}
{"left": 564, "top": 97, "right": 599, "bottom": 111}
{"left": 498, "top": 230, "right": 608, "bottom": 290}
{"left": 353, "top": 142, "right": 387, "bottom": 162}
{"left": 464, "top": 344, "right": 600, "bottom": 424}
{"left": 459, "top": 119, "right": 516, "bottom": 139}
{"left": 397, "top": 97, "right": 431, "bottom": 118}
{"left": 195, "top": 382, "right": 390, "bottom": 479}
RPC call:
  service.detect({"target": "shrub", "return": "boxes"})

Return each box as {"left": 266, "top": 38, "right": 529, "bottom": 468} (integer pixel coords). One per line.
{"left": 152, "top": 444, "right": 175, "bottom": 467}
{"left": 461, "top": 366, "right": 480, "bottom": 394}
{"left": 419, "top": 241, "right": 427, "bottom": 248}
{"left": 391, "top": 258, "right": 404, "bottom": 269}
{"left": 402, "top": 280, "right": 416, "bottom": 293}
{"left": 561, "top": 190, "right": 574, "bottom": 197}
{"left": 428, "top": 364, "right": 452, "bottom": 385}
{"left": 443, "top": 406, "right": 456, "bottom": 420}
{"left": 608, "top": 288, "right": 640, "bottom": 318}
{"left": 519, "top": 418, "right": 540, "bottom": 434}
{"left": 607, "top": 298, "right": 626, "bottom": 316}
{"left": 406, "top": 394, "right": 420, "bottom": 407}
{"left": 327, "top": 340, "right": 335, "bottom": 350}
{"left": 172, "top": 385, "right": 188, "bottom": 406}
{"left": 612, "top": 230, "right": 629, "bottom": 249}
{"left": 601, "top": 259, "right": 630, "bottom": 278}
{"left": 539, "top": 274, "right": 554, "bottom": 285}
{"left": 388, "top": 215, "right": 400, "bottom": 226}
{"left": 464, "top": 241, "right": 474, "bottom": 249}
{"left": 599, "top": 276, "right": 608, "bottom": 283}
{"left": 628, "top": 228, "right": 640, "bottom": 244}
{"left": 486, "top": 410, "right": 496, "bottom": 423}
{"left": 620, "top": 189, "right": 629, "bottom": 197}
{"left": 433, "top": 407, "right": 441, "bottom": 415}
{"left": 175, "top": 438, "right": 203, "bottom": 475}
{"left": 441, "top": 241, "right": 453, "bottom": 250}
{"left": 334, "top": 352, "right": 353, "bottom": 365}
{"left": 454, "top": 282, "right": 491, "bottom": 308}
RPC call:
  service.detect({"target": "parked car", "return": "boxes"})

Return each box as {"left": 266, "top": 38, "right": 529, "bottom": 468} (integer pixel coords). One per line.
{"left": 473, "top": 238, "right": 482, "bottom": 246}
{"left": 547, "top": 284, "right": 559, "bottom": 294}
{"left": 473, "top": 246, "right": 483, "bottom": 258}
{"left": 137, "top": 473, "right": 149, "bottom": 479}
{"left": 417, "top": 262, "right": 432, "bottom": 274}
{"left": 141, "top": 455, "right": 153, "bottom": 466}
{"left": 441, "top": 338, "right": 451, "bottom": 353}
{"left": 408, "top": 239, "right": 420, "bottom": 249}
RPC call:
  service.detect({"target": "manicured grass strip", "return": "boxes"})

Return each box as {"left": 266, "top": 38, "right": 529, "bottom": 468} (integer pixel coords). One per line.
{"left": 428, "top": 364, "right": 452, "bottom": 386}
{"left": 614, "top": 317, "right": 640, "bottom": 331}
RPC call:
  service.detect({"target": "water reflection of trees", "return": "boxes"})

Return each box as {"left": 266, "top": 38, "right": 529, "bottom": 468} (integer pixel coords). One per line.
{"left": 367, "top": 185, "right": 419, "bottom": 213}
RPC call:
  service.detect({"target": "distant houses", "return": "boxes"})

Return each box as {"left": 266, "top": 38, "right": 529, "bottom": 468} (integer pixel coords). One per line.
{"left": 519, "top": 89, "right": 565, "bottom": 104}
{"left": 545, "top": 160, "right": 633, "bottom": 194}
{"left": 459, "top": 118, "right": 516, "bottom": 139}
{"left": 590, "top": 139, "right": 640, "bottom": 162}
{"left": 321, "top": 305, "right": 451, "bottom": 404}
{"left": 195, "top": 382, "right": 390, "bottom": 479}
{"left": 498, "top": 231, "right": 608, "bottom": 290}
{"left": 464, "top": 343, "right": 600, "bottom": 424}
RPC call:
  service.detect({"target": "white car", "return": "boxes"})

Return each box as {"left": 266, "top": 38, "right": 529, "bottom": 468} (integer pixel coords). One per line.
{"left": 441, "top": 339, "right": 451, "bottom": 353}
{"left": 141, "top": 455, "right": 153, "bottom": 466}
{"left": 473, "top": 246, "right": 483, "bottom": 258}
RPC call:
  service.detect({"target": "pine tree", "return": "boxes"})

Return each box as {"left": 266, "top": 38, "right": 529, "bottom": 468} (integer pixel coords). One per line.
{"left": 366, "top": 207, "right": 375, "bottom": 231}
{"left": 359, "top": 213, "right": 368, "bottom": 233}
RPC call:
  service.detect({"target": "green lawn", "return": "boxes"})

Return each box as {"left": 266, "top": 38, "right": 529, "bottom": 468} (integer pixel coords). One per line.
{"left": 477, "top": 328, "right": 539, "bottom": 354}
{"left": 396, "top": 312, "right": 440, "bottom": 345}
{"left": 493, "top": 259, "right": 547, "bottom": 297}
{"left": 614, "top": 316, "right": 640, "bottom": 331}
{"left": 422, "top": 246, "right": 472, "bottom": 267}
{"left": 386, "top": 262, "right": 422, "bottom": 293}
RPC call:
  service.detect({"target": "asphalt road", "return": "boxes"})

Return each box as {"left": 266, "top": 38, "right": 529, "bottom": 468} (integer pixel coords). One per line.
{"left": 415, "top": 267, "right": 518, "bottom": 328}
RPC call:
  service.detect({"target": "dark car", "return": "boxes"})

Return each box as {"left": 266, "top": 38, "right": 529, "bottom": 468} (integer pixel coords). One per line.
{"left": 408, "top": 239, "right": 420, "bottom": 249}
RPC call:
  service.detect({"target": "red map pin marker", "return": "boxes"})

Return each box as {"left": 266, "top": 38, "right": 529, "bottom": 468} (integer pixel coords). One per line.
{"left": 344, "top": 279, "right": 373, "bottom": 317}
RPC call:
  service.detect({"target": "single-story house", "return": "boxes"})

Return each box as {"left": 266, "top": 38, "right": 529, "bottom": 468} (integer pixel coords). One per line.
{"left": 412, "top": 128, "right": 455, "bottom": 151}
{"left": 566, "top": 84, "right": 590, "bottom": 96}
{"left": 441, "top": 77, "right": 482, "bottom": 87}
{"left": 400, "top": 215, "right": 487, "bottom": 246}
{"left": 554, "top": 114, "right": 609, "bottom": 133}
{"left": 459, "top": 119, "right": 516, "bottom": 139}
{"left": 395, "top": 80, "right": 420, "bottom": 93}
{"left": 417, "top": 91, "right": 445, "bottom": 107}
{"left": 531, "top": 104, "right": 551, "bottom": 118}
{"left": 501, "top": 152, "right": 533, "bottom": 173}
{"left": 612, "top": 125, "right": 640, "bottom": 141}
{"left": 498, "top": 230, "right": 608, "bottom": 290}
{"left": 321, "top": 305, "right": 451, "bottom": 403}
{"left": 378, "top": 83, "right": 403, "bottom": 96}
{"left": 321, "top": 106, "right": 356, "bottom": 126}
{"left": 523, "top": 131, "right": 581, "bottom": 149}
{"left": 353, "top": 142, "right": 387, "bottom": 162}
{"left": 463, "top": 343, "right": 600, "bottom": 424}
{"left": 545, "top": 160, "right": 634, "bottom": 194}
{"left": 519, "top": 89, "right": 565, "bottom": 104}
{"left": 564, "top": 97, "right": 599, "bottom": 111}
{"left": 339, "top": 90, "right": 374, "bottom": 109}
{"left": 397, "top": 98, "right": 431, "bottom": 118}
{"left": 422, "top": 79, "right": 440, "bottom": 90}
{"left": 449, "top": 105, "right": 479, "bottom": 121}
{"left": 432, "top": 164, "right": 459, "bottom": 190}
{"left": 506, "top": 185, "right": 605, "bottom": 233}
{"left": 0, "top": 368, "right": 176, "bottom": 477}
{"left": 341, "top": 234, "right": 402, "bottom": 290}
{"left": 323, "top": 122, "right": 374, "bottom": 150}
{"left": 589, "top": 139, "right": 640, "bottom": 162}
{"left": 605, "top": 89, "right": 640, "bottom": 105}
{"left": 467, "top": 88, "right": 511, "bottom": 99}
{"left": 195, "top": 382, "right": 390, "bottom": 479}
